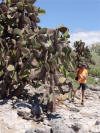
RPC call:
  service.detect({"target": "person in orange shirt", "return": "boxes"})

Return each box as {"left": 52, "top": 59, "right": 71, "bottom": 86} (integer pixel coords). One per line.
{"left": 72, "top": 63, "right": 88, "bottom": 105}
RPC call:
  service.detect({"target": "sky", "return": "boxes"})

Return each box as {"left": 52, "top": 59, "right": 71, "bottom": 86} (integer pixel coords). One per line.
{"left": 0, "top": 0, "right": 100, "bottom": 45}
{"left": 35, "top": 0, "right": 100, "bottom": 46}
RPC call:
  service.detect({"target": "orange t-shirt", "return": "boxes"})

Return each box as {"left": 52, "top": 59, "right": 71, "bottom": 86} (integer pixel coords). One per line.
{"left": 77, "top": 68, "right": 88, "bottom": 84}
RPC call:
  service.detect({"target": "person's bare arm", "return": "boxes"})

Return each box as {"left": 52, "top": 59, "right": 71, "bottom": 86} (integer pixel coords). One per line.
{"left": 82, "top": 71, "right": 88, "bottom": 79}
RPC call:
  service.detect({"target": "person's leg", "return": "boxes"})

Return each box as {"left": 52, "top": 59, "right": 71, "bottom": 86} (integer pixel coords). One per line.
{"left": 72, "top": 84, "right": 81, "bottom": 100}
{"left": 81, "top": 84, "right": 86, "bottom": 104}
{"left": 72, "top": 84, "right": 82, "bottom": 101}
{"left": 82, "top": 89, "right": 85, "bottom": 101}
{"left": 72, "top": 88, "right": 77, "bottom": 100}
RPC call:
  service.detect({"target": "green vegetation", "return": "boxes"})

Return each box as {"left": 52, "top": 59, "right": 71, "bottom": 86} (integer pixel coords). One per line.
{"left": 90, "top": 43, "right": 100, "bottom": 55}
{"left": 67, "top": 52, "right": 100, "bottom": 85}
{"left": 73, "top": 40, "right": 93, "bottom": 68}
{"left": 91, "top": 52, "right": 100, "bottom": 66}
{"left": 88, "top": 68, "right": 100, "bottom": 77}
{"left": 87, "top": 76, "right": 100, "bottom": 85}
{"left": 88, "top": 52, "right": 100, "bottom": 76}
{"left": 67, "top": 72, "right": 75, "bottom": 79}
{"left": 87, "top": 76, "right": 96, "bottom": 85}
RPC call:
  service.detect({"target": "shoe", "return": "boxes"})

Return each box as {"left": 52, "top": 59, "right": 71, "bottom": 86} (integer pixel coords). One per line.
{"left": 81, "top": 100, "right": 84, "bottom": 105}
{"left": 71, "top": 98, "right": 74, "bottom": 102}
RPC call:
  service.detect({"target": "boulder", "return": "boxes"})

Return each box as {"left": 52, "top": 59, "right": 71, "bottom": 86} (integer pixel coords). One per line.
{"left": 88, "top": 85, "right": 100, "bottom": 91}
{"left": 25, "top": 129, "right": 35, "bottom": 133}
{"left": 50, "top": 116, "right": 74, "bottom": 133}
{"left": 31, "top": 104, "right": 43, "bottom": 117}
{"left": 34, "top": 125, "right": 52, "bottom": 133}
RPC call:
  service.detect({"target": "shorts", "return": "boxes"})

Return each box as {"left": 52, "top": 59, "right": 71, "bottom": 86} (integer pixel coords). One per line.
{"left": 78, "top": 83, "right": 87, "bottom": 90}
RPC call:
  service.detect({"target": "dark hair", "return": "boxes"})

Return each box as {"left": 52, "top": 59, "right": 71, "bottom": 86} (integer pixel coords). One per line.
{"left": 81, "top": 64, "right": 86, "bottom": 67}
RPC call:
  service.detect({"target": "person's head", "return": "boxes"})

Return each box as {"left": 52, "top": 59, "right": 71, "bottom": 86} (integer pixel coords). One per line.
{"left": 81, "top": 63, "right": 86, "bottom": 69}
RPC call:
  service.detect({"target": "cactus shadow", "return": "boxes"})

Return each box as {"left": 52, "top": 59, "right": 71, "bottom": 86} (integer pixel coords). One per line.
{"left": 0, "top": 98, "right": 9, "bottom": 105}
{"left": 47, "top": 113, "right": 61, "bottom": 120}
{"left": 11, "top": 100, "right": 32, "bottom": 109}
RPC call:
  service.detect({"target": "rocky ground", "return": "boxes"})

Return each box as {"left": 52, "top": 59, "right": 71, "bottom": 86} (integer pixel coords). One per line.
{"left": 0, "top": 85, "right": 100, "bottom": 133}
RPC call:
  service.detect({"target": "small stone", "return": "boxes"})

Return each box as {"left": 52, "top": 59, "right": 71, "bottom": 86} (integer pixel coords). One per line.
{"left": 43, "top": 119, "right": 50, "bottom": 126}
{"left": 70, "top": 107, "right": 80, "bottom": 112}
{"left": 71, "top": 123, "right": 81, "bottom": 132}
{"left": 12, "top": 96, "right": 18, "bottom": 100}
{"left": 95, "top": 120, "right": 100, "bottom": 125}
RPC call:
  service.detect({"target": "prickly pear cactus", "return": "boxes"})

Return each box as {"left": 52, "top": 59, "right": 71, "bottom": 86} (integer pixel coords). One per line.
{"left": 73, "top": 40, "right": 92, "bottom": 68}
{"left": 0, "top": 0, "right": 71, "bottom": 100}
{"left": 0, "top": 0, "right": 46, "bottom": 98}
